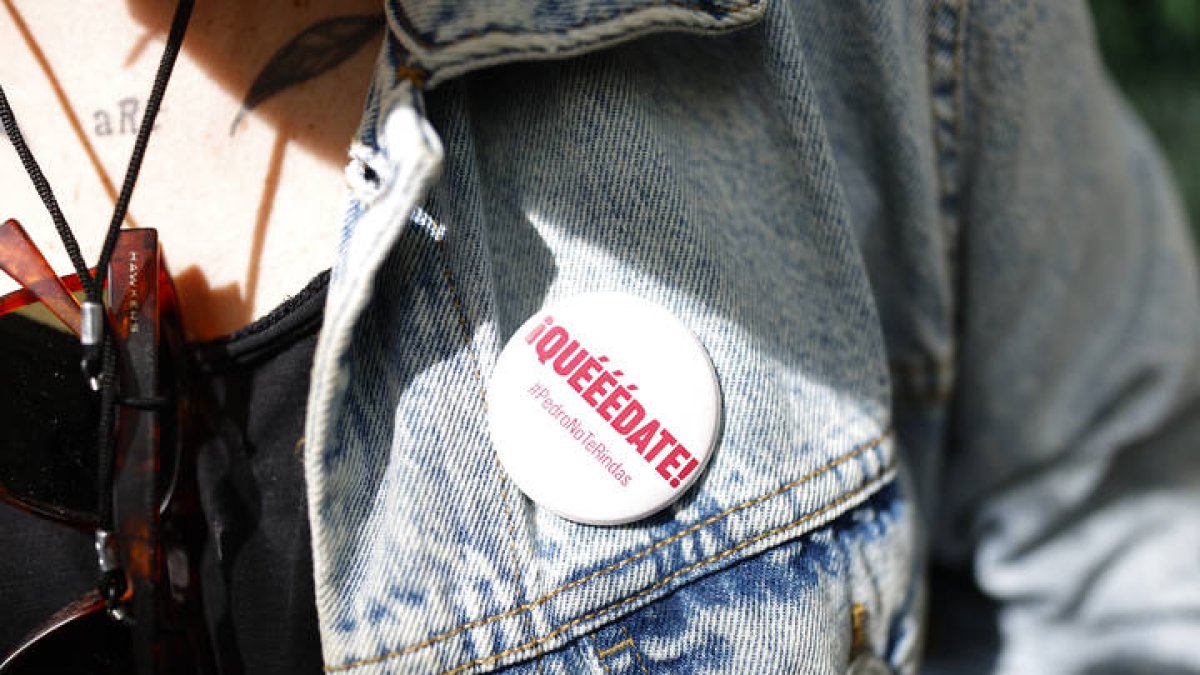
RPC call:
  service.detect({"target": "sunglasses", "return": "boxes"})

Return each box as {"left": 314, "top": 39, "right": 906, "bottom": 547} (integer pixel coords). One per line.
{"left": 0, "top": 219, "right": 215, "bottom": 674}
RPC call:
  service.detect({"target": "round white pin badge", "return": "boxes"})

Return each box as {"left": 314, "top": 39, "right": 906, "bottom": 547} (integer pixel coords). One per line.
{"left": 487, "top": 292, "right": 721, "bottom": 525}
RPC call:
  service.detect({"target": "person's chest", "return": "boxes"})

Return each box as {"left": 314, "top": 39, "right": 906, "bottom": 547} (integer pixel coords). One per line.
{"left": 0, "top": 0, "right": 380, "bottom": 340}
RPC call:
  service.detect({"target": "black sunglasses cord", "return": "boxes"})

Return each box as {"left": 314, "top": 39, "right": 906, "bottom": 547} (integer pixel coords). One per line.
{"left": 0, "top": 0, "right": 194, "bottom": 620}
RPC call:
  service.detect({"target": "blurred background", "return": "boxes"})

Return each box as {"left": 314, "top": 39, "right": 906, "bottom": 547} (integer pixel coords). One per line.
{"left": 1091, "top": 0, "right": 1200, "bottom": 241}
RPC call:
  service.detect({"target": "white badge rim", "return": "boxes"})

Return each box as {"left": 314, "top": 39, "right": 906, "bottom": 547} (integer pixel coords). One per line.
{"left": 487, "top": 292, "right": 721, "bottom": 526}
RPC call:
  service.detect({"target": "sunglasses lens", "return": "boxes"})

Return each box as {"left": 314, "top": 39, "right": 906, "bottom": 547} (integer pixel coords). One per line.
{"left": 0, "top": 296, "right": 99, "bottom": 526}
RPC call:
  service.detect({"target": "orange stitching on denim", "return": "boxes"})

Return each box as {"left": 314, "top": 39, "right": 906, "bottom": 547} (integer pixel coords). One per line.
{"left": 437, "top": 239, "right": 541, "bottom": 659}
{"left": 494, "top": 473, "right": 540, "bottom": 658}
{"left": 441, "top": 473, "right": 895, "bottom": 673}
{"left": 623, "top": 626, "right": 650, "bottom": 675}
{"left": 323, "top": 431, "right": 892, "bottom": 672}
{"left": 395, "top": 63, "right": 429, "bottom": 86}
{"left": 597, "top": 637, "right": 634, "bottom": 659}
{"left": 889, "top": 357, "right": 954, "bottom": 406}
{"left": 596, "top": 645, "right": 615, "bottom": 675}
{"left": 851, "top": 602, "right": 869, "bottom": 655}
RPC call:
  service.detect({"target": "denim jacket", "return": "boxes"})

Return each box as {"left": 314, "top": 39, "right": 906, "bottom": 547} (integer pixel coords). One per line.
{"left": 303, "top": 1, "right": 1200, "bottom": 673}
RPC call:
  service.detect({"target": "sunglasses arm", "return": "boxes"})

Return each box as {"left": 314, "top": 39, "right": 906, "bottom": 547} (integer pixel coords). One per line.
{"left": 0, "top": 219, "right": 82, "bottom": 335}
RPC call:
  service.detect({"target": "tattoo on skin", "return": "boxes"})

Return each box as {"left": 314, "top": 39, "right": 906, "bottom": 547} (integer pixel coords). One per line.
{"left": 231, "top": 14, "right": 385, "bottom": 135}
{"left": 93, "top": 97, "right": 160, "bottom": 136}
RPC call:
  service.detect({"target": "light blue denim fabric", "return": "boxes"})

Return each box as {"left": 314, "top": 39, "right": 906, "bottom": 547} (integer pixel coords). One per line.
{"left": 303, "top": 1, "right": 1200, "bottom": 673}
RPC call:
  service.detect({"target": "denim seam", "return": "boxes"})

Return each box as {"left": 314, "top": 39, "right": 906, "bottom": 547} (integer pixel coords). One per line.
{"left": 390, "top": 1, "right": 763, "bottom": 87}
{"left": 441, "top": 470, "right": 898, "bottom": 674}
{"left": 437, "top": 237, "right": 542, "bottom": 659}
{"left": 928, "top": 0, "right": 968, "bottom": 381}
{"left": 929, "top": 0, "right": 967, "bottom": 220}
{"left": 306, "top": 81, "right": 443, "bottom": 627}
{"left": 623, "top": 625, "right": 651, "bottom": 675}
{"left": 322, "top": 430, "right": 894, "bottom": 671}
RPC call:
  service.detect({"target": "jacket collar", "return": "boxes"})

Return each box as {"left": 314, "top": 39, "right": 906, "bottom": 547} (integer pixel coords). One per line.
{"left": 383, "top": 0, "right": 765, "bottom": 87}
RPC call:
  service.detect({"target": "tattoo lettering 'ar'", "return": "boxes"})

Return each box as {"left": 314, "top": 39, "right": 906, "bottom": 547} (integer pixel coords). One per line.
{"left": 231, "top": 14, "right": 385, "bottom": 134}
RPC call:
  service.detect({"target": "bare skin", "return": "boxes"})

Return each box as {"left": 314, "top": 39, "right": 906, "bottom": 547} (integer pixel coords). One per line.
{"left": 0, "top": 0, "right": 382, "bottom": 339}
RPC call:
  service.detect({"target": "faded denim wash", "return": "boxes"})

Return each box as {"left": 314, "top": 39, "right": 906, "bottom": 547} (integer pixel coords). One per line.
{"left": 303, "top": 1, "right": 1200, "bottom": 673}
